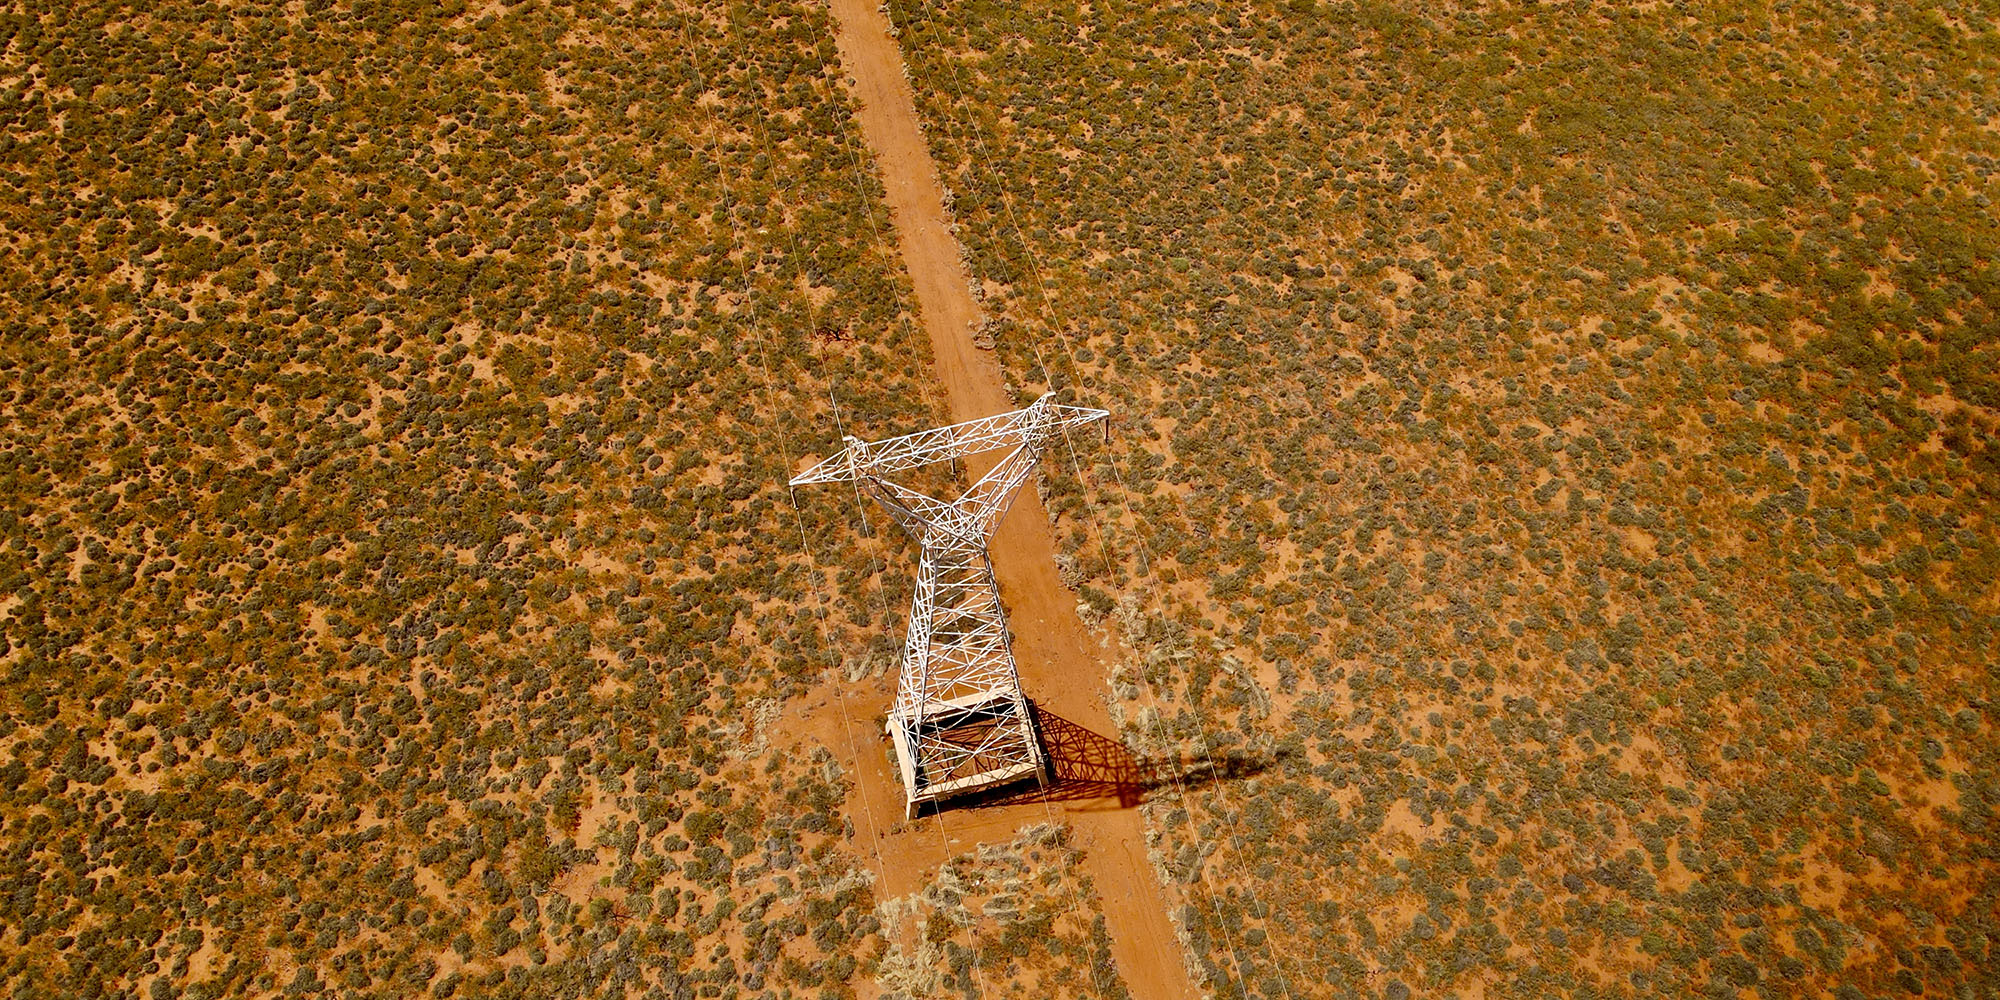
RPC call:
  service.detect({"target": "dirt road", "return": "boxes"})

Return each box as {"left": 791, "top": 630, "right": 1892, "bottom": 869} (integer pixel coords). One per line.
{"left": 794, "top": 1, "right": 1205, "bottom": 997}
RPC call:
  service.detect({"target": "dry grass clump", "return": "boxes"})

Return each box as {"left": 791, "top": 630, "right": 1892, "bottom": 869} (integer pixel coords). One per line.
{"left": 873, "top": 823, "right": 1131, "bottom": 1000}
{"left": 888, "top": 0, "right": 2000, "bottom": 997}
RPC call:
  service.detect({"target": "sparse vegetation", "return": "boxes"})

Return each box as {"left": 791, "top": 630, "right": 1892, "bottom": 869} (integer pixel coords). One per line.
{"left": 874, "top": 824, "right": 1132, "bottom": 1000}
{"left": 0, "top": 1, "right": 942, "bottom": 997}
{"left": 8, "top": 0, "right": 1998, "bottom": 997}
{"left": 886, "top": 0, "right": 2000, "bottom": 996}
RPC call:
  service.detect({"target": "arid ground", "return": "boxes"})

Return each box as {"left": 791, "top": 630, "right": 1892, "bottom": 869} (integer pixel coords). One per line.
{"left": 3, "top": 1, "right": 1997, "bottom": 999}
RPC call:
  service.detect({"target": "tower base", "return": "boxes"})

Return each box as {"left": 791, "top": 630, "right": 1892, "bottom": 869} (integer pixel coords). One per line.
{"left": 888, "top": 691, "right": 1047, "bottom": 819}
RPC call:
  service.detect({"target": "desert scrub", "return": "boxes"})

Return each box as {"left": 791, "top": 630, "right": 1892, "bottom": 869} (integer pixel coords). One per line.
{"left": 873, "top": 823, "right": 1134, "bottom": 1000}
{"left": 886, "top": 0, "right": 2000, "bottom": 996}
{"left": 0, "top": 0, "right": 943, "bottom": 998}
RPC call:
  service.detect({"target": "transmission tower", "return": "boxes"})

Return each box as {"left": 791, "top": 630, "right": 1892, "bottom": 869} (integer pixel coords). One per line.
{"left": 791, "top": 393, "right": 1110, "bottom": 818}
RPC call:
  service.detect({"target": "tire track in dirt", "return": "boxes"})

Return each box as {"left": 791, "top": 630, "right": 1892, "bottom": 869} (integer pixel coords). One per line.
{"left": 790, "top": 2, "right": 1205, "bottom": 997}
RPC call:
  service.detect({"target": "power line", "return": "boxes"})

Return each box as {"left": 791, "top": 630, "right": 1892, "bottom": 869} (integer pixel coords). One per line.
{"left": 882, "top": 2, "right": 1313, "bottom": 995}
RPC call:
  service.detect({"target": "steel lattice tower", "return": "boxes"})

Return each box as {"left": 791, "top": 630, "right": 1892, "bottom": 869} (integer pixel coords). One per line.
{"left": 791, "top": 393, "right": 1109, "bottom": 817}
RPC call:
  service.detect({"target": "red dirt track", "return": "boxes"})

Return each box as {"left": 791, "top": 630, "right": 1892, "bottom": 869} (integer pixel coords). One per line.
{"left": 783, "top": 1, "right": 1205, "bottom": 997}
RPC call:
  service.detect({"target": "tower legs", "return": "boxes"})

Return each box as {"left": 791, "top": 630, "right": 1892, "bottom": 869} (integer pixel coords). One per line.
{"left": 888, "top": 542, "right": 1045, "bottom": 817}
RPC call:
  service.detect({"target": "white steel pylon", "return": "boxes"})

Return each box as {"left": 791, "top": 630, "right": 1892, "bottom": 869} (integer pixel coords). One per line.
{"left": 791, "top": 393, "right": 1110, "bottom": 817}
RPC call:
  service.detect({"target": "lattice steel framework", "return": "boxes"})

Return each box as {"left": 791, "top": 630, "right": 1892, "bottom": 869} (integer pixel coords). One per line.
{"left": 791, "top": 393, "right": 1110, "bottom": 817}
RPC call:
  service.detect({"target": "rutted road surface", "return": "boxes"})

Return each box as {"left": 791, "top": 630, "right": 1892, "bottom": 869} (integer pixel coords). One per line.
{"left": 791, "top": 1, "right": 1205, "bottom": 997}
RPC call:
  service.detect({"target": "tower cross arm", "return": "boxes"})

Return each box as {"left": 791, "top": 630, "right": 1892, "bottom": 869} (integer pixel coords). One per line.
{"left": 788, "top": 393, "right": 1107, "bottom": 486}
{"left": 859, "top": 475, "right": 971, "bottom": 542}
{"left": 953, "top": 435, "right": 1048, "bottom": 540}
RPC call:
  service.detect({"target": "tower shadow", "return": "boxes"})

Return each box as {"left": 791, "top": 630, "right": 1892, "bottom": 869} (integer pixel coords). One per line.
{"left": 945, "top": 702, "right": 1270, "bottom": 813}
